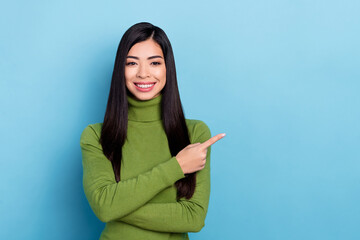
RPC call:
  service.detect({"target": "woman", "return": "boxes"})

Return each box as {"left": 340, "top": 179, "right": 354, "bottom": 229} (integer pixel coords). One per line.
{"left": 80, "top": 22, "right": 225, "bottom": 240}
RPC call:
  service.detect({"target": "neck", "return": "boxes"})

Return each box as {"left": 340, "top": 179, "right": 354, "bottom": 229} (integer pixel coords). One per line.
{"left": 127, "top": 94, "right": 162, "bottom": 122}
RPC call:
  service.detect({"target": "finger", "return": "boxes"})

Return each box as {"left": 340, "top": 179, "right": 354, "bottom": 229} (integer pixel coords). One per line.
{"left": 200, "top": 133, "right": 226, "bottom": 149}
{"left": 200, "top": 159, "right": 206, "bottom": 168}
{"left": 193, "top": 143, "right": 201, "bottom": 146}
{"left": 187, "top": 143, "right": 201, "bottom": 148}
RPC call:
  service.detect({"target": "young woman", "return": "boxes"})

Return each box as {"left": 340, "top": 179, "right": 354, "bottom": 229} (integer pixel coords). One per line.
{"left": 80, "top": 22, "right": 225, "bottom": 240}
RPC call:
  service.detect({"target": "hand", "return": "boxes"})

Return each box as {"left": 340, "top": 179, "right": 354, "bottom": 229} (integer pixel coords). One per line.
{"left": 175, "top": 133, "right": 226, "bottom": 174}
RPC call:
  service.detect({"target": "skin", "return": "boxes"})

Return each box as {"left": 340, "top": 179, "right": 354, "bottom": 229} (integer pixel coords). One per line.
{"left": 124, "top": 38, "right": 226, "bottom": 173}
{"left": 125, "top": 38, "right": 166, "bottom": 101}
{"left": 176, "top": 133, "right": 226, "bottom": 174}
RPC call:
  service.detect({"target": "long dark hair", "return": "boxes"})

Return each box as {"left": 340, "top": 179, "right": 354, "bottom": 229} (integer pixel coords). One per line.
{"left": 100, "top": 22, "right": 196, "bottom": 200}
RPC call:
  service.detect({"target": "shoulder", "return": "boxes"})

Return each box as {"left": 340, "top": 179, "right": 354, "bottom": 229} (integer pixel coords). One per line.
{"left": 80, "top": 122, "right": 103, "bottom": 144}
{"left": 185, "top": 119, "right": 211, "bottom": 144}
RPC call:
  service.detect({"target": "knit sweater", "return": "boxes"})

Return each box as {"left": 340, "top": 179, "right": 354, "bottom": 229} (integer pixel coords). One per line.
{"left": 79, "top": 93, "right": 212, "bottom": 240}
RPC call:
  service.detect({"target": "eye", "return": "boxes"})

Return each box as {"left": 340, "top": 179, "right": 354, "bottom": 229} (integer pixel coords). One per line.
{"left": 126, "top": 62, "right": 136, "bottom": 66}
{"left": 151, "top": 62, "right": 161, "bottom": 65}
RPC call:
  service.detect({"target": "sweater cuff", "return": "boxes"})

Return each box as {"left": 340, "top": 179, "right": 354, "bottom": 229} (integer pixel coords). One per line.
{"left": 162, "top": 156, "right": 185, "bottom": 183}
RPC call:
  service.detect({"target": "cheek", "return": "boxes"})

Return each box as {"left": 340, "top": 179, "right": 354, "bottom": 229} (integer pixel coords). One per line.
{"left": 124, "top": 72, "right": 134, "bottom": 89}
{"left": 154, "top": 67, "right": 166, "bottom": 79}
{"left": 124, "top": 68, "right": 136, "bottom": 80}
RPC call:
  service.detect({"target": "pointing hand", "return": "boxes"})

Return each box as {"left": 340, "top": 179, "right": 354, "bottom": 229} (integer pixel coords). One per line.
{"left": 176, "top": 133, "right": 226, "bottom": 174}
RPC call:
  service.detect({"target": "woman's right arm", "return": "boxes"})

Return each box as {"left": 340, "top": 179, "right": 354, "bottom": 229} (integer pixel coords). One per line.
{"left": 80, "top": 124, "right": 185, "bottom": 223}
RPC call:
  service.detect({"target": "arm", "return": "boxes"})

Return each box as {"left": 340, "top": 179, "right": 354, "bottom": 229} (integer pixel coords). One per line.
{"left": 118, "top": 121, "right": 212, "bottom": 233}
{"left": 80, "top": 124, "right": 185, "bottom": 223}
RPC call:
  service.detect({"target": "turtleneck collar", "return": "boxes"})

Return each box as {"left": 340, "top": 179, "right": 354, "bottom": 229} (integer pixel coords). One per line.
{"left": 127, "top": 94, "right": 162, "bottom": 122}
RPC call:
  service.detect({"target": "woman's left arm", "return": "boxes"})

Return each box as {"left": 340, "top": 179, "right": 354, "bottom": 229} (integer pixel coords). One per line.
{"left": 118, "top": 121, "right": 212, "bottom": 233}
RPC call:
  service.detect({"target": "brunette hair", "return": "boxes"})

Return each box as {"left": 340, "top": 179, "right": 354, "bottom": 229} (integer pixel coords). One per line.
{"left": 100, "top": 22, "right": 196, "bottom": 200}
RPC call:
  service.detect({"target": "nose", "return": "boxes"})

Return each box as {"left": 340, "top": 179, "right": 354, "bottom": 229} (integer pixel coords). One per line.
{"left": 136, "top": 63, "right": 150, "bottom": 78}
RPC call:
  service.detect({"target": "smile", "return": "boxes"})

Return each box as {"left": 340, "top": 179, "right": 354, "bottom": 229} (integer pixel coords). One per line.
{"left": 134, "top": 82, "right": 156, "bottom": 92}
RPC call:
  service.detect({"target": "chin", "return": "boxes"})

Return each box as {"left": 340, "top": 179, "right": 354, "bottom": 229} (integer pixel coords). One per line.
{"left": 131, "top": 92, "right": 158, "bottom": 101}
{"left": 136, "top": 96, "right": 153, "bottom": 101}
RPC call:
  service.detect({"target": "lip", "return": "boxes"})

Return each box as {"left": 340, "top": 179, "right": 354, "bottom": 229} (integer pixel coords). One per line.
{"left": 134, "top": 82, "right": 156, "bottom": 84}
{"left": 133, "top": 82, "right": 156, "bottom": 92}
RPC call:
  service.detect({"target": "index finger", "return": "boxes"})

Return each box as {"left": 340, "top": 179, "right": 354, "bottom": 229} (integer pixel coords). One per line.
{"left": 200, "top": 133, "right": 226, "bottom": 149}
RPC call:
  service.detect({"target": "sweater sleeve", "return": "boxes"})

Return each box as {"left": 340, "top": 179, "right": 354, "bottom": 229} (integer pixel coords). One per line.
{"left": 80, "top": 124, "right": 186, "bottom": 223}
{"left": 118, "top": 121, "right": 212, "bottom": 233}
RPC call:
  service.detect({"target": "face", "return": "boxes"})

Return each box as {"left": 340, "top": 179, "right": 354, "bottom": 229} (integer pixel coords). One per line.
{"left": 125, "top": 38, "right": 166, "bottom": 101}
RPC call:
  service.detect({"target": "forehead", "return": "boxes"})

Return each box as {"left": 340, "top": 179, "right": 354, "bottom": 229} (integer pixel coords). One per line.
{"left": 127, "top": 39, "right": 164, "bottom": 57}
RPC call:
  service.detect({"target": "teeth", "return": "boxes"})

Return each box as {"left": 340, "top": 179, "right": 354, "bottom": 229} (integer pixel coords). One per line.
{"left": 135, "top": 83, "right": 155, "bottom": 88}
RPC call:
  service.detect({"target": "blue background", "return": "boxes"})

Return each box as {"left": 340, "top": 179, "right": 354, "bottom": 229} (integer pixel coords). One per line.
{"left": 1, "top": 1, "right": 359, "bottom": 239}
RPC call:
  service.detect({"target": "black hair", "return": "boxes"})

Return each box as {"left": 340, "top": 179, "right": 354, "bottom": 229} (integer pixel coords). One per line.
{"left": 100, "top": 22, "right": 196, "bottom": 200}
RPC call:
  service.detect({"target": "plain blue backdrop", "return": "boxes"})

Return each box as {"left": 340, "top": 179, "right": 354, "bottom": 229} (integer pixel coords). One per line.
{"left": 1, "top": 0, "right": 359, "bottom": 239}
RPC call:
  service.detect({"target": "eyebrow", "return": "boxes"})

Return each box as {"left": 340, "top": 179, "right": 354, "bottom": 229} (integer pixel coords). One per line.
{"left": 126, "top": 55, "right": 163, "bottom": 60}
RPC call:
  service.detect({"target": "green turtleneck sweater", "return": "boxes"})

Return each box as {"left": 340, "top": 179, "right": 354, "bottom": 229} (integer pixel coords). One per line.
{"left": 80, "top": 94, "right": 211, "bottom": 240}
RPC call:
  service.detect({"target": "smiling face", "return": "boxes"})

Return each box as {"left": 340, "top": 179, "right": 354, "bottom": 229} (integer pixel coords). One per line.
{"left": 125, "top": 38, "right": 166, "bottom": 101}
